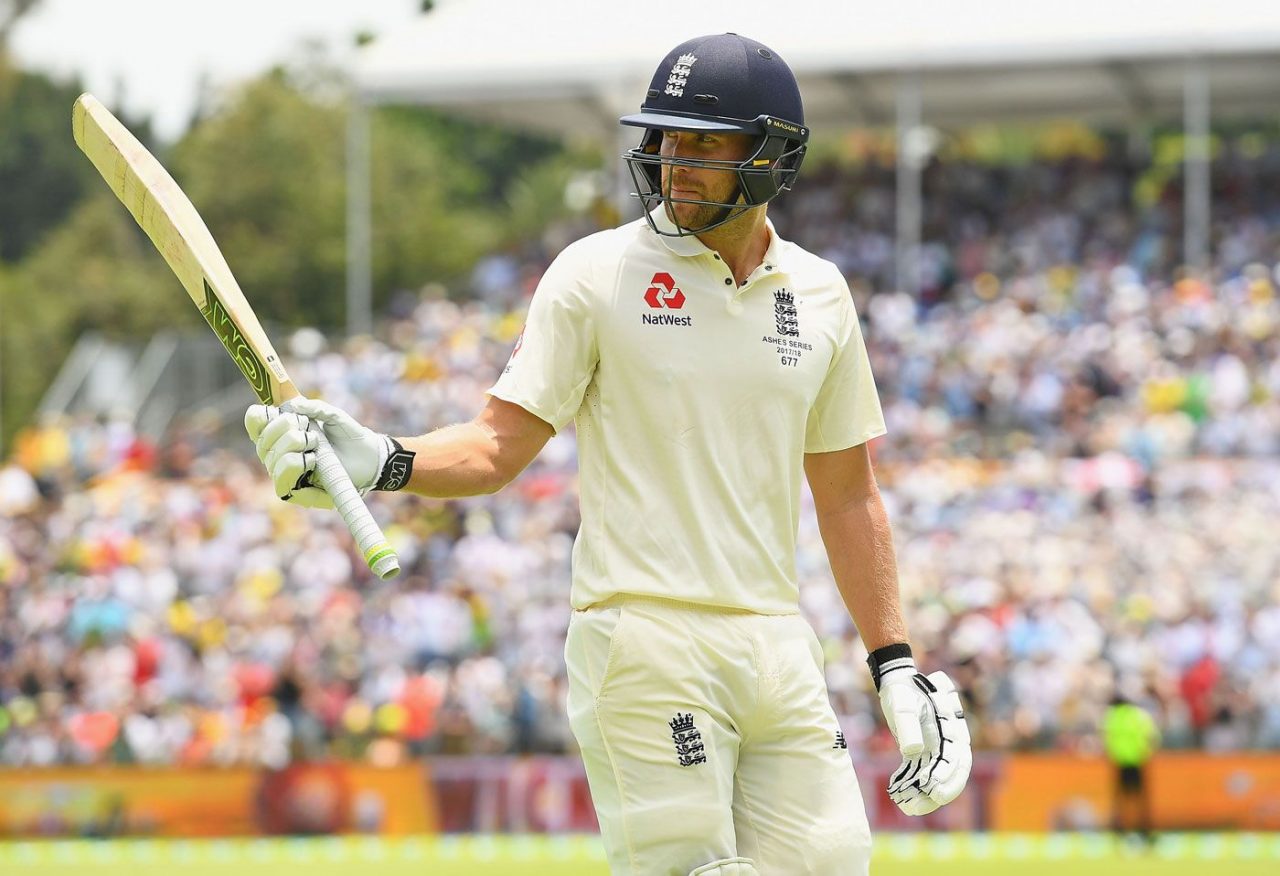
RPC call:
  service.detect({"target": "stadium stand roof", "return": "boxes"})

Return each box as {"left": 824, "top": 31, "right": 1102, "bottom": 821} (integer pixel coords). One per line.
{"left": 353, "top": 0, "right": 1280, "bottom": 138}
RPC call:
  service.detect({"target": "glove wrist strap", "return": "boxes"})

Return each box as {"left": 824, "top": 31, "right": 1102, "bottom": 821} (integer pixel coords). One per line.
{"left": 374, "top": 437, "right": 416, "bottom": 492}
{"left": 867, "top": 642, "right": 915, "bottom": 691}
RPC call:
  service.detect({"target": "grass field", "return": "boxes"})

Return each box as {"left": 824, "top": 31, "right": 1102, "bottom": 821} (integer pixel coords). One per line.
{"left": 1, "top": 833, "right": 1279, "bottom": 874}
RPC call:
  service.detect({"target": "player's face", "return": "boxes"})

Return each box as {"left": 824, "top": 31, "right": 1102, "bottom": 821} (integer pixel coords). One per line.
{"left": 659, "top": 130, "right": 755, "bottom": 230}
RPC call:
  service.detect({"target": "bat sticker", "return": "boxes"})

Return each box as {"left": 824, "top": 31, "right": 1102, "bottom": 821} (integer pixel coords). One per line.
{"left": 201, "top": 278, "right": 271, "bottom": 403}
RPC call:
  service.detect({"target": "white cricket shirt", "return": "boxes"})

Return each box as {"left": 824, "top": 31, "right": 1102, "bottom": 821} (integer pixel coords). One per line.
{"left": 489, "top": 207, "right": 886, "bottom": 613}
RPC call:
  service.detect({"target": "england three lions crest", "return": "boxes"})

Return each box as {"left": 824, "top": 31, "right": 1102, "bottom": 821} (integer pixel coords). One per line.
{"left": 664, "top": 53, "right": 697, "bottom": 98}
{"left": 669, "top": 712, "right": 707, "bottom": 766}
{"left": 774, "top": 289, "right": 799, "bottom": 338}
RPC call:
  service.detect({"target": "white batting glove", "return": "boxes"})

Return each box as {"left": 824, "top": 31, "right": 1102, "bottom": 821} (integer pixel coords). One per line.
{"left": 886, "top": 671, "right": 972, "bottom": 815}
{"left": 244, "top": 399, "right": 397, "bottom": 509}
{"left": 870, "top": 646, "right": 972, "bottom": 816}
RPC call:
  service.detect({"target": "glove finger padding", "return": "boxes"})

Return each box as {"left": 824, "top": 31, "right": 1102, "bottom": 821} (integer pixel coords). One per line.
{"left": 251, "top": 409, "right": 311, "bottom": 464}
{"left": 888, "top": 752, "right": 930, "bottom": 796}
{"left": 895, "top": 790, "right": 942, "bottom": 817}
{"left": 259, "top": 414, "right": 316, "bottom": 497}
{"left": 244, "top": 404, "right": 329, "bottom": 505}
{"left": 283, "top": 483, "right": 337, "bottom": 509}
{"left": 268, "top": 444, "right": 311, "bottom": 498}
{"left": 261, "top": 424, "right": 317, "bottom": 476}
{"left": 244, "top": 405, "right": 271, "bottom": 442}
{"left": 878, "top": 671, "right": 933, "bottom": 759}
{"left": 917, "top": 671, "right": 972, "bottom": 808}
{"left": 889, "top": 750, "right": 941, "bottom": 816}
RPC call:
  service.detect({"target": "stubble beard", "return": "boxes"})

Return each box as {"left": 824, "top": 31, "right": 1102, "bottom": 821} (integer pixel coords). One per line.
{"left": 663, "top": 176, "right": 742, "bottom": 233}
{"left": 666, "top": 198, "right": 726, "bottom": 232}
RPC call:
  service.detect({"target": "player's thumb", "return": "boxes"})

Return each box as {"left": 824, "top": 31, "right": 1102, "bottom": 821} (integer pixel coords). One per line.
{"left": 892, "top": 704, "right": 925, "bottom": 758}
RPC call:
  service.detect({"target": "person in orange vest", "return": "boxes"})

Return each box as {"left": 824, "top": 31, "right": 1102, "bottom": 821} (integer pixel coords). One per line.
{"left": 1103, "top": 693, "right": 1161, "bottom": 843}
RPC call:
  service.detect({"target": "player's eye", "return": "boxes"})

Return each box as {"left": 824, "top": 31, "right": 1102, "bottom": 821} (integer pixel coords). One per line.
{"left": 660, "top": 131, "right": 716, "bottom": 146}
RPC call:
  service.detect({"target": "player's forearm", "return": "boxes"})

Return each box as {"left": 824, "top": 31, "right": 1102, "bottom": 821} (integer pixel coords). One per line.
{"left": 396, "top": 421, "right": 512, "bottom": 498}
{"left": 815, "top": 490, "right": 910, "bottom": 652}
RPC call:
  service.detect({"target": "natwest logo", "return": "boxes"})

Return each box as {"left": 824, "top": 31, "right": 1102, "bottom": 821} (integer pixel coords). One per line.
{"left": 644, "top": 272, "right": 686, "bottom": 309}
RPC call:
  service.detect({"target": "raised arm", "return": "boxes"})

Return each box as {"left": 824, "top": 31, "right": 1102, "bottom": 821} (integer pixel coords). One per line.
{"left": 245, "top": 394, "right": 553, "bottom": 507}
{"left": 397, "top": 395, "right": 554, "bottom": 497}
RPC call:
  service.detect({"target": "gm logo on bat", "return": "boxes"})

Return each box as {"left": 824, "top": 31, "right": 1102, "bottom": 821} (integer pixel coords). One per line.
{"left": 201, "top": 279, "right": 271, "bottom": 404}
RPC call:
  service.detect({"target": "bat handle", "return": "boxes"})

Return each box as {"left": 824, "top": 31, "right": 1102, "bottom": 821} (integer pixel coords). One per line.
{"left": 309, "top": 429, "right": 401, "bottom": 580}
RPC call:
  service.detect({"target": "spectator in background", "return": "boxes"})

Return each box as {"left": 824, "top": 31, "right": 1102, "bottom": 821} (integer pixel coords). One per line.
{"left": 1103, "top": 692, "right": 1161, "bottom": 843}
{"left": 1179, "top": 653, "right": 1219, "bottom": 746}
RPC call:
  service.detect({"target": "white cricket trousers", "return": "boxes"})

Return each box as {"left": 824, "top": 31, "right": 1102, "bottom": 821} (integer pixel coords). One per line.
{"left": 564, "top": 595, "right": 872, "bottom": 876}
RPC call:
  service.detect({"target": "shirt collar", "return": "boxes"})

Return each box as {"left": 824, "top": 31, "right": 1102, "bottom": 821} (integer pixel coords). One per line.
{"left": 760, "top": 217, "right": 790, "bottom": 274}
{"left": 649, "top": 206, "right": 793, "bottom": 274}
{"left": 650, "top": 206, "right": 712, "bottom": 257}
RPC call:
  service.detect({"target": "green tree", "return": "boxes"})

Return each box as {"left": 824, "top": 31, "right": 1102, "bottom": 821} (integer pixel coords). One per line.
{"left": 368, "top": 103, "right": 515, "bottom": 298}
{"left": 0, "top": 57, "right": 91, "bottom": 262}
{"left": 378, "top": 104, "right": 561, "bottom": 203}
{"left": 0, "top": 192, "right": 191, "bottom": 444}
{"left": 168, "top": 71, "right": 352, "bottom": 328}
{"left": 169, "top": 70, "right": 522, "bottom": 328}
{"left": 0, "top": 44, "right": 159, "bottom": 265}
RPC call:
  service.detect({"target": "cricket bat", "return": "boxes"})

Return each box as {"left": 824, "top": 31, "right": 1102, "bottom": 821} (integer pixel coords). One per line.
{"left": 72, "top": 93, "right": 400, "bottom": 580}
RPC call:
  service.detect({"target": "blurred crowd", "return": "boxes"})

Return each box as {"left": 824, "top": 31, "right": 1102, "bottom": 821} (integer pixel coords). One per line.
{"left": 1, "top": 134, "right": 1279, "bottom": 767}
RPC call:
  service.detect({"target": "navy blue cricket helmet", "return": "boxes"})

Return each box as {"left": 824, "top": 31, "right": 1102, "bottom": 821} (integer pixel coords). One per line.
{"left": 620, "top": 33, "right": 809, "bottom": 236}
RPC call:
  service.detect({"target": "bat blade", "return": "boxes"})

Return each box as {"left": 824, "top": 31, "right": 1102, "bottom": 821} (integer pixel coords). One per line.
{"left": 72, "top": 93, "right": 399, "bottom": 580}
{"left": 72, "top": 93, "right": 290, "bottom": 406}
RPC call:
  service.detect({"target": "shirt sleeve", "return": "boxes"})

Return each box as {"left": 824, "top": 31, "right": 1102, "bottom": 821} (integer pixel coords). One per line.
{"left": 487, "top": 241, "right": 599, "bottom": 433}
{"left": 804, "top": 282, "right": 886, "bottom": 453}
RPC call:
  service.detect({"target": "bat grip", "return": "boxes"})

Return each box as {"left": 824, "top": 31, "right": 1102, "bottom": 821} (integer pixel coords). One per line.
{"left": 308, "top": 429, "right": 401, "bottom": 580}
